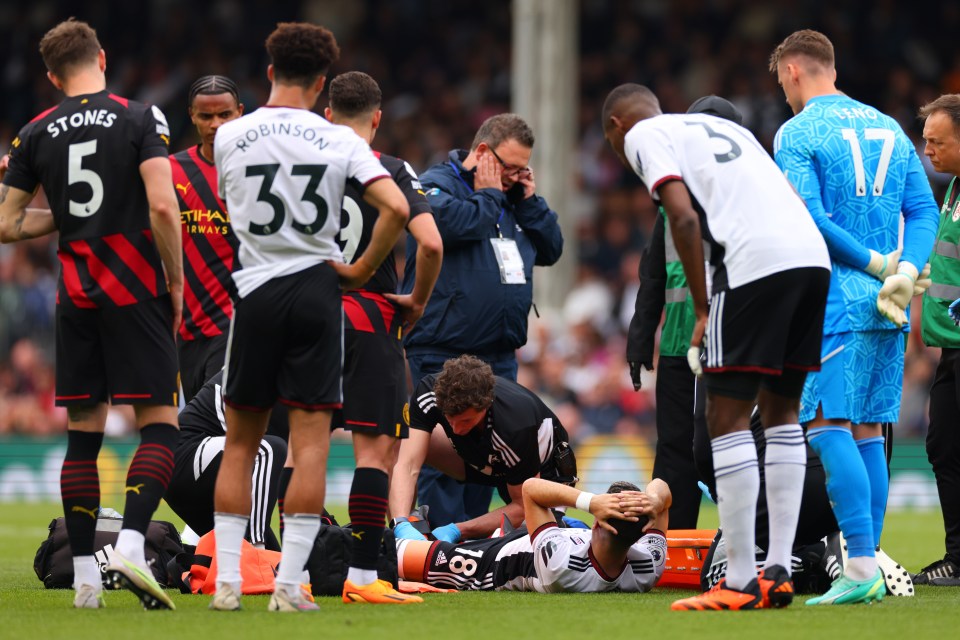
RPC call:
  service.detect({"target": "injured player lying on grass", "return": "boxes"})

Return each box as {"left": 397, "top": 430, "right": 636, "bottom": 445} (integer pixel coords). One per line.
{"left": 396, "top": 477, "right": 671, "bottom": 592}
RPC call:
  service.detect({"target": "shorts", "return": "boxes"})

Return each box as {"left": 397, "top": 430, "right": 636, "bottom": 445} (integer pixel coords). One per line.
{"left": 178, "top": 332, "right": 228, "bottom": 403}
{"left": 55, "top": 294, "right": 178, "bottom": 406}
{"left": 224, "top": 263, "right": 343, "bottom": 411}
{"left": 704, "top": 267, "right": 829, "bottom": 401}
{"left": 799, "top": 330, "right": 905, "bottom": 424}
{"left": 332, "top": 294, "right": 408, "bottom": 438}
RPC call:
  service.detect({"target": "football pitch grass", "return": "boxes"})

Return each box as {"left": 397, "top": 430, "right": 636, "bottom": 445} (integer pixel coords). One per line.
{"left": 1, "top": 503, "right": 957, "bottom": 639}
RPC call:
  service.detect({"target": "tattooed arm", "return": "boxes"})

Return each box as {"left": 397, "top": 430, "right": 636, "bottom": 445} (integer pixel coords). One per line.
{"left": 0, "top": 183, "right": 55, "bottom": 243}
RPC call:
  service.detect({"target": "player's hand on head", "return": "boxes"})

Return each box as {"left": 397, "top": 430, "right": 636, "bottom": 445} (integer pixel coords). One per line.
{"left": 589, "top": 493, "right": 640, "bottom": 535}
{"left": 383, "top": 293, "right": 425, "bottom": 331}
{"left": 474, "top": 150, "right": 503, "bottom": 191}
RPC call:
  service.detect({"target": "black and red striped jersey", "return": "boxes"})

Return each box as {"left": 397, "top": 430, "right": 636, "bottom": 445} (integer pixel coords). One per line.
{"left": 338, "top": 152, "right": 433, "bottom": 295}
{"left": 169, "top": 145, "right": 239, "bottom": 341}
{"left": 3, "top": 91, "right": 171, "bottom": 308}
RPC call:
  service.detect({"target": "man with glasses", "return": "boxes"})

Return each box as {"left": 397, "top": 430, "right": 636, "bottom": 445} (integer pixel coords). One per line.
{"left": 397, "top": 114, "right": 563, "bottom": 530}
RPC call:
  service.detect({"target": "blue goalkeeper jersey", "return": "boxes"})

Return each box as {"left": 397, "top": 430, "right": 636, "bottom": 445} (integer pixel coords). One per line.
{"left": 774, "top": 94, "right": 938, "bottom": 335}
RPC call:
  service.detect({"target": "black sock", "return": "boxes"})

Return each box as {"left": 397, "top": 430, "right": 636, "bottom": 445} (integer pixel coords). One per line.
{"left": 61, "top": 430, "right": 104, "bottom": 556}
{"left": 277, "top": 466, "right": 293, "bottom": 539}
{"left": 121, "top": 423, "right": 177, "bottom": 535}
{"left": 348, "top": 467, "right": 388, "bottom": 571}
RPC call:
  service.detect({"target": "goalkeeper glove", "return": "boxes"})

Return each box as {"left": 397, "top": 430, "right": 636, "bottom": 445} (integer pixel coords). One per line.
{"left": 686, "top": 346, "right": 703, "bottom": 377}
{"left": 431, "top": 523, "right": 462, "bottom": 543}
{"left": 914, "top": 263, "right": 932, "bottom": 296}
{"left": 949, "top": 298, "right": 960, "bottom": 326}
{"left": 865, "top": 248, "right": 901, "bottom": 281}
{"left": 394, "top": 519, "right": 427, "bottom": 541}
{"left": 877, "top": 262, "right": 919, "bottom": 327}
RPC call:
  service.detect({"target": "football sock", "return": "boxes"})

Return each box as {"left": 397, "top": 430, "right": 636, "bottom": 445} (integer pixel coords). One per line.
{"left": 121, "top": 423, "right": 177, "bottom": 535}
{"left": 763, "top": 424, "right": 807, "bottom": 572}
{"left": 347, "top": 467, "right": 389, "bottom": 585}
{"left": 807, "top": 426, "right": 876, "bottom": 578}
{"left": 214, "top": 512, "right": 249, "bottom": 590}
{"left": 711, "top": 431, "right": 760, "bottom": 591}
{"left": 61, "top": 430, "right": 104, "bottom": 557}
{"left": 73, "top": 555, "right": 101, "bottom": 590}
{"left": 856, "top": 436, "right": 888, "bottom": 548}
{"left": 277, "top": 466, "right": 293, "bottom": 539}
{"left": 276, "top": 514, "right": 321, "bottom": 596}
{"left": 114, "top": 529, "right": 146, "bottom": 567}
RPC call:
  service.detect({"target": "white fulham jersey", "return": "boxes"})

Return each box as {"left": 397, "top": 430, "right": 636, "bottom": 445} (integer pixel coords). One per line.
{"left": 530, "top": 524, "right": 666, "bottom": 593}
{"left": 625, "top": 113, "right": 829, "bottom": 292}
{"left": 215, "top": 107, "right": 389, "bottom": 298}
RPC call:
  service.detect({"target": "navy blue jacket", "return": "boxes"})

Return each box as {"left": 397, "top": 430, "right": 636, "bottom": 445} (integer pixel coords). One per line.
{"left": 402, "top": 150, "right": 563, "bottom": 357}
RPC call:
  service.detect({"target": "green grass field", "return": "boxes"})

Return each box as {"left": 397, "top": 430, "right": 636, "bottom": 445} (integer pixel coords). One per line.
{"left": 1, "top": 503, "right": 957, "bottom": 639}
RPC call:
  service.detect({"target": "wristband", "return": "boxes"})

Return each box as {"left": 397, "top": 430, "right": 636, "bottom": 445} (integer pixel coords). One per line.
{"left": 575, "top": 491, "right": 594, "bottom": 512}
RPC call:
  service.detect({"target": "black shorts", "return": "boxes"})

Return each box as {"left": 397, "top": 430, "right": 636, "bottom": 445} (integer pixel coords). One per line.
{"left": 420, "top": 529, "right": 532, "bottom": 590}
{"left": 332, "top": 319, "right": 408, "bottom": 438}
{"left": 178, "top": 332, "right": 229, "bottom": 403}
{"left": 224, "top": 263, "right": 343, "bottom": 411}
{"left": 55, "top": 294, "right": 178, "bottom": 406}
{"left": 704, "top": 267, "right": 829, "bottom": 400}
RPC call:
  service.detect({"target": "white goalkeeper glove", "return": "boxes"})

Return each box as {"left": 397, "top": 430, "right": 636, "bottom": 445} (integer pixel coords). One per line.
{"left": 865, "top": 248, "right": 901, "bottom": 281}
{"left": 913, "top": 263, "right": 932, "bottom": 296}
{"left": 877, "top": 262, "right": 919, "bottom": 327}
{"left": 687, "top": 345, "right": 703, "bottom": 377}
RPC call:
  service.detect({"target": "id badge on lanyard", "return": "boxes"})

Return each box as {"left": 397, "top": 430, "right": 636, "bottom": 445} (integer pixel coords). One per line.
{"left": 490, "top": 237, "right": 526, "bottom": 284}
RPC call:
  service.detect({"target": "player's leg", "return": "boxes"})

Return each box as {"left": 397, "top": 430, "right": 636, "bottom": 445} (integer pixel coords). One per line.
{"left": 652, "top": 356, "right": 700, "bottom": 528}
{"left": 165, "top": 436, "right": 219, "bottom": 538}
{"left": 249, "top": 435, "right": 286, "bottom": 549}
{"left": 424, "top": 425, "right": 468, "bottom": 481}
{"left": 55, "top": 305, "right": 111, "bottom": 608}
{"left": 916, "top": 348, "right": 960, "bottom": 585}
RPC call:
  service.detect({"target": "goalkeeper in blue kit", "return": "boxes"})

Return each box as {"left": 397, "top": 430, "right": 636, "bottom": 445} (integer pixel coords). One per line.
{"left": 770, "top": 30, "right": 939, "bottom": 605}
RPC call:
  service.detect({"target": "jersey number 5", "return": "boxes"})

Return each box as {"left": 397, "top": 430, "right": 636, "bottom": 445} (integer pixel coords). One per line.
{"left": 68, "top": 141, "right": 104, "bottom": 218}
{"left": 244, "top": 163, "right": 329, "bottom": 236}
{"left": 840, "top": 128, "right": 895, "bottom": 197}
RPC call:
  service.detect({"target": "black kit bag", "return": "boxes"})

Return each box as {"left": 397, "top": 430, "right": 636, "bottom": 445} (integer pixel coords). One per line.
{"left": 33, "top": 514, "right": 184, "bottom": 589}
{"left": 305, "top": 524, "right": 399, "bottom": 596}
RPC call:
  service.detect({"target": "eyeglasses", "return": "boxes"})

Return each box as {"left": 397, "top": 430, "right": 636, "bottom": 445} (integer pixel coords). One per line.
{"left": 488, "top": 147, "right": 531, "bottom": 178}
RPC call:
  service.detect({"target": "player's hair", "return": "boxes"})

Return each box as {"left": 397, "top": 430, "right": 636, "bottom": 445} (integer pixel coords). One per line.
{"left": 601, "top": 83, "right": 659, "bottom": 130}
{"left": 188, "top": 75, "right": 240, "bottom": 108}
{"left": 329, "top": 71, "right": 382, "bottom": 118}
{"left": 433, "top": 355, "right": 496, "bottom": 416}
{"left": 768, "top": 29, "right": 835, "bottom": 74}
{"left": 39, "top": 18, "right": 101, "bottom": 79}
{"left": 919, "top": 94, "right": 960, "bottom": 139}
{"left": 604, "top": 481, "right": 650, "bottom": 548}
{"left": 265, "top": 22, "right": 340, "bottom": 88}
{"left": 470, "top": 114, "right": 535, "bottom": 151}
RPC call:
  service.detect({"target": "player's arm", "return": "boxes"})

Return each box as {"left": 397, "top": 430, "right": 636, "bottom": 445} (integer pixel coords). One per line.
{"left": 384, "top": 163, "right": 443, "bottom": 329}
{"left": 389, "top": 427, "right": 430, "bottom": 520}
{"left": 774, "top": 133, "right": 894, "bottom": 278}
{"left": 0, "top": 184, "right": 55, "bottom": 243}
{"left": 657, "top": 180, "right": 708, "bottom": 362}
{"left": 898, "top": 151, "right": 940, "bottom": 273}
{"left": 140, "top": 157, "right": 184, "bottom": 333}
{"left": 521, "top": 478, "right": 647, "bottom": 541}
{"left": 639, "top": 478, "right": 672, "bottom": 533}
{"left": 627, "top": 211, "right": 668, "bottom": 389}
{"left": 445, "top": 480, "right": 528, "bottom": 542}
{"left": 334, "top": 177, "right": 409, "bottom": 290}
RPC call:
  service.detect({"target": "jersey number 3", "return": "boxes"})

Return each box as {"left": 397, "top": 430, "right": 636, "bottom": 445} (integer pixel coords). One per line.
{"left": 244, "top": 163, "right": 329, "bottom": 236}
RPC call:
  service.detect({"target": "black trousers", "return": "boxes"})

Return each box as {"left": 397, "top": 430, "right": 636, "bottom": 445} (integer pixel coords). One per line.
{"left": 927, "top": 347, "right": 960, "bottom": 563}
{"left": 652, "top": 356, "right": 702, "bottom": 529}
{"left": 692, "top": 377, "right": 839, "bottom": 548}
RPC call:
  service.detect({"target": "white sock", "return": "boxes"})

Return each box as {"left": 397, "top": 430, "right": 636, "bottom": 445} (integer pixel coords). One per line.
{"left": 276, "top": 514, "right": 321, "bottom": 596}
{"left": 114, "top": 529, "right": 146, "bottom": 567}
{"left": 712, "top": 431, "right": 760, "bottom": 591}
{"left": 73, "top": 555, "right": 101, "bottom": 590}
{"left": 845, "top": 555, "right": 878, "bottom": 581}
{"left": 763, "top": 424, "right": 807, "bottom": 572}
{"left": 214, "top": 512, "right": 249, "bottom": 591}
{"left": 347, "top": 567, "right": 378, "bottom": 586}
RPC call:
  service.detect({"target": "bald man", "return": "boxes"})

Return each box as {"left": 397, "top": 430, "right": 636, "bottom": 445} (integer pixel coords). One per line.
{"left": 602, "top": 84, "right": 831, "bottom": 610}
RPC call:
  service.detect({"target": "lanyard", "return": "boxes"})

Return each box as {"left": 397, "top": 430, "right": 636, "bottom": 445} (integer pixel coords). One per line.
{"left": 450, "top": 160, "right": 506, "bottom": 238}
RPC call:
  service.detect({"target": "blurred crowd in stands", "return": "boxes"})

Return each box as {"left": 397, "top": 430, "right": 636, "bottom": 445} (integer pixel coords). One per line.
{"left": 1, "top": 0, "right": 957, "bottom": 438}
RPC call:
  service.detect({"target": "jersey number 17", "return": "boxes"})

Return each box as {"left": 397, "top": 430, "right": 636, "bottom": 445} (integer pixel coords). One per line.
{"left": 840, "top": 128, "right": 895, "bottom": 197}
